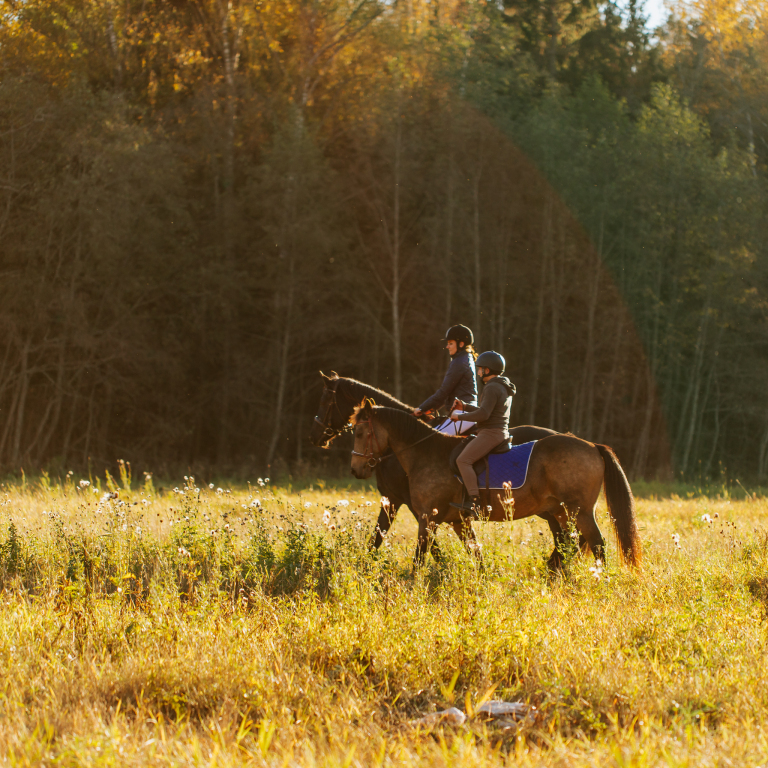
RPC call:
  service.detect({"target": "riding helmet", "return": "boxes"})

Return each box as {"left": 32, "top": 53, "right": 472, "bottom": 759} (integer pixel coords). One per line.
{"left": 475, "top": 351, "right": 505, "bottom": 375}
{"left": 443, "top": 324, "right": 474, "bottom": 346}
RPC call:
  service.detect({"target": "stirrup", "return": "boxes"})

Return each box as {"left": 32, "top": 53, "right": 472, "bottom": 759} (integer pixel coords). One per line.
{"left": 450, "top": 495, "right": 480, "bottom": 513}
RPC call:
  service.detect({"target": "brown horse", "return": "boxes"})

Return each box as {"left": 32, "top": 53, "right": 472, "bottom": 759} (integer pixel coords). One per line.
{"left": 350, "top": 402, "right": 642, "bottom": 569}
{"left": 309, "top": 372, "right": 562, "bottom": 565}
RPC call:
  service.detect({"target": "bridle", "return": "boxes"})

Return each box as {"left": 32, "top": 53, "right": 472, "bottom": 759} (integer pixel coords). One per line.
{"left": 352, "top": 414, "right": 437, "bottom": 469}
{"left": 314, "top": 384, "right": 351, "bottom": 443}
{"left": 351, "top": 418, "right": 385, "bottom": 468}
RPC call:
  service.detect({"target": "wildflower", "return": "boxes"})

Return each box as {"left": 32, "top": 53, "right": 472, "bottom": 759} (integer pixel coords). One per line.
{"left": 209, "top": 483, "right": 214, "bottom": 489}
{"left": 365, "top": 501, "right": 372, "bottom": 507}
{"left": 92, "top": 487, "right": 99, "bottom": 494}
{"left": 250, "top": 499, "right": 261, "bottom": 508}
{"left": 178, "top": 546, "right": 190, "bottom": 558}
{"left": 264, "top": 478, "right": 270, "bottom": 484}
{"left": 257, "top": 478, "right": 265, "bottom": 487}
{"left": 702, "top": 513, "right": 712, "bottom": 524}
{"left": 216, "top": 488, "right": 224, "bottom": 495}
{"left": 323, "top": 510, "right": 331, "bottom": 525}
{"left": 589, "top": 559, "right": 603, "bottom": 581}
{"left": 329, "top": 523, "right": 336, "bottom": 531}
{"left": 304, "top": 502, "right": 312, "bottom": 509}
{"left": 671, "top": 533, "right": 681, "bottom": 550}
{"left": 337, "top": 499, "right": 350, "bottom": 507}
{"left": 142, "top": 499, "right": 150, "bottom": 506}
{"left": 135, "top": 526, "right": 142, "bottom": 536}
{"left": 79, "top": 480, "right": 90, "bottom": 488}
{"left": 381, "top": 496, "right": 390, "bottom": 508}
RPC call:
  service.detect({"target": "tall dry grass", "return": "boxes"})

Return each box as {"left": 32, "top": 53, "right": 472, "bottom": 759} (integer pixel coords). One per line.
{"left": 0, "top": 469, "right": 767, "bottom": 766}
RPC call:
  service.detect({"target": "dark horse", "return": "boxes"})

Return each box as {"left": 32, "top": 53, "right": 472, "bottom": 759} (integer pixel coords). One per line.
{"left": 309, "top": 372, "right": 581, "bottom": 571}
{"left": 350, "top": 402, "right": 642, "bottom": 569}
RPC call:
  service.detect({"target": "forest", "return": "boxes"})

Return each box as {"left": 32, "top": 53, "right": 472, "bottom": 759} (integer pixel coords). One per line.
{"left": 0, "top": 0, "right": 766, "bottom": 481}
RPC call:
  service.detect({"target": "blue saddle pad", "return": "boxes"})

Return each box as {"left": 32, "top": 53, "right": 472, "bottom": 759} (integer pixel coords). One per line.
{"left": 477, "top": 440, "right": 537, "bottom": 490}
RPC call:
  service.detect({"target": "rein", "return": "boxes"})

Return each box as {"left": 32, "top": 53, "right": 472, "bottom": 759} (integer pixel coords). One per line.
{"left": 352, "top": 415, "right": 437, "bottom": 468}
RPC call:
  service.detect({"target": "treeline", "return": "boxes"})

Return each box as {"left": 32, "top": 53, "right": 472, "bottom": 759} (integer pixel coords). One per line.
{"left": 0, "top": 0, "right": 766, "bottom": 480}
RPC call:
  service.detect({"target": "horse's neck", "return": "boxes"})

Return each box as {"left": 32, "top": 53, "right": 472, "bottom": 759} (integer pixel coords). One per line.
{"left": 386, "top": 423, "right": 454, "bottom": 475}
{"left": 342, "top": 379, "right": 412, "bottom": 411}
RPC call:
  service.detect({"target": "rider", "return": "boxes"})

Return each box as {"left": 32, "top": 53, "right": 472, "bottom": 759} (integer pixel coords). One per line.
{"left": 412, "top": 325, "right": 478, "bottom": 434}
{"left": 449, "top": 351, "right": 516, "bottom": 513}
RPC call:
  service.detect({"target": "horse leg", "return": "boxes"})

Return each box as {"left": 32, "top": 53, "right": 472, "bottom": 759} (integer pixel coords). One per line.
{"left": 413, "top": 515, "right": 437, "bottom": 569}
{"left": 541, "top": 509, "right": 589, "bottom": 571}
{"left": 450, "top": 519, "right": 485, "bottom": 571}
{"left": 541, "top": 511, "right": 567, "bottom": 574}
{"left": 576, "top": 509, "right": 606, "bottom": 563}
{"left": 376, "top": 456, "right": 442, "bottom": 562}
{"left": 370, "top": 500, "right": 400, "bottom": 549}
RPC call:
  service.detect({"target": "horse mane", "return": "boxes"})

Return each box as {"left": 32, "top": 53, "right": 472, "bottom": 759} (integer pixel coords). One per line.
{"left": 334, "top": 376, "right": 414, "bottom": 412}
{"left": 370, "top": 406, "right": 450, "bottom": 444}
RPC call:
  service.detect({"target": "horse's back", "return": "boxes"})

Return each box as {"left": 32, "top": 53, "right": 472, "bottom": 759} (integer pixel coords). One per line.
{"left": 509, "top": 424, "right": 558, "bottom": 444}
{"left": 529, "top": 433, "right": 605, "bottom": 488}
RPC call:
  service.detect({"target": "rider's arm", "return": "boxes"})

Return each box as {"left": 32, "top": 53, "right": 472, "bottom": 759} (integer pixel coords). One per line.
{"left": 418, "top": 356, "right": 465, "bottom": 413}
{"left": 454, "top": 387, "right": 501, "bottom": 423}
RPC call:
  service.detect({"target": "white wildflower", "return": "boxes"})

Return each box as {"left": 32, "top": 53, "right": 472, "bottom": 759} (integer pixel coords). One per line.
{"left": 381, "top": 497, "right": 390, "bottom": 508}
{"left": 323, "top": 510, "right": 331, "bottom": 525}
{"left": 702, "top": 513, "right": 712, "bottom": 524}
{"left": 209, "top": 483, "right": 214, "bottom": 489}
{"left": 337, "top": 499, "right": 350, "bottom": 507}
{"left": 79, "top": 480, "right": 90, "bottom": 488}
{"left": 304, "top": 502, "right": 312, "bottom": 509}
{"left": 365, "top": 501, "right": 372, "bottom": 507}
{"left": 216, "top": 487, "right": 224, "bottom": 495}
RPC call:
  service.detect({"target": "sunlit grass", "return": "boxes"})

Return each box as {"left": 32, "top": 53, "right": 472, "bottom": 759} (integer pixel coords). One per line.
{"left": 1, "top": 469, "right": 768, "bottom": 766}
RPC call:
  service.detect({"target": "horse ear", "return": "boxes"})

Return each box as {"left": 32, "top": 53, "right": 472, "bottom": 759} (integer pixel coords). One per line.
{"left": 352, "top": 398, "right": 370, "bottom": 423}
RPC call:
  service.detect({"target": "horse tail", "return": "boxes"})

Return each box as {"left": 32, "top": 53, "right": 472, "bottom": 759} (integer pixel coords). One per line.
{"left": 596, "top": 444, "right": 642, "bottom": 567}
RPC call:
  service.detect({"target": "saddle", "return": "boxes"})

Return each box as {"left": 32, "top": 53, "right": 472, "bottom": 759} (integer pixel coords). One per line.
{"left": 450, "top": 438, "right": 537, "bottom": 492}
{"left": 448, "top": 435, "right": 513, "bottom": 477}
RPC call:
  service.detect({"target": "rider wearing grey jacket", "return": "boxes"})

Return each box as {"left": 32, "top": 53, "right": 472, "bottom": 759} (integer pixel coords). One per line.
{"left": 413, "top": 325, "right": 478, "bottom": 417}
{"left": 450, "top": 350, "right": 514, "bottom": 513}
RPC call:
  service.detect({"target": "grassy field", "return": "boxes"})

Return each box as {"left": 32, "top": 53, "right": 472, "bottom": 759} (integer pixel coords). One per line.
{"left": 1, "top": 467, "right": 768, "bottom": 766}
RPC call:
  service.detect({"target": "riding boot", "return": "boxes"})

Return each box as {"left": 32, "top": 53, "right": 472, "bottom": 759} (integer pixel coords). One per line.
{"left": 450, "top": 495, "right": 481, "bottom": 514}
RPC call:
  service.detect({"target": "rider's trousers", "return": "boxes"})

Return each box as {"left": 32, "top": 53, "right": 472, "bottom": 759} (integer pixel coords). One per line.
{"left": 455, "top": 428, "right": 507, "bottom": 497}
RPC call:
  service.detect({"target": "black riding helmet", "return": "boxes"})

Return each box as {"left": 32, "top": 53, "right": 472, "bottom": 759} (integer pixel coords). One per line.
{"left": 475, "top": 350, "right": 505, "bottom": 375}
{"left": 443, "top": 324, "right": 473, "bottom": 346}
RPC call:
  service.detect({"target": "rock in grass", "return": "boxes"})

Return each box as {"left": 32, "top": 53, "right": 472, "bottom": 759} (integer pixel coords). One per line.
{"left": 412, "top": 707, "right": 467, "bottom": 728}
{"left": 474, "top": 700, "right": 530, "bottom": 720}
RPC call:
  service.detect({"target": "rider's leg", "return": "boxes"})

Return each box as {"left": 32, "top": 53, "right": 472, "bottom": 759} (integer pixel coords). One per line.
{"left": 453, "top": 428, "right": 507, "bottom": 509}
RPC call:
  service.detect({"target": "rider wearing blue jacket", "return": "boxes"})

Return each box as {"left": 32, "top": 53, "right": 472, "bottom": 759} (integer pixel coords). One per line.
{"left": 413, "top": 325, "right": 478, "bottom": 420}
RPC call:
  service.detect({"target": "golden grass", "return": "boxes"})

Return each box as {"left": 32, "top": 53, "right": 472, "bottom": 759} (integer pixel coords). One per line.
{"left": 0, "top": 471, "right": 767, "bottom": 766}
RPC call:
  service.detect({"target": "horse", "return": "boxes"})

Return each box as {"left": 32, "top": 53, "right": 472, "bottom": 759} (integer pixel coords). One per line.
{"left": 309, "top": 372, "right": 581, "bottom": 571}
{"left": 349, "top": 401, "right": 642, "bottom": 570}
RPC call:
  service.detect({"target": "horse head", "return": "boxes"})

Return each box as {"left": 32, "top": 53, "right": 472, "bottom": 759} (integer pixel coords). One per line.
{"left": 309, "top": 371, "right": 350, "bottom": 448}
{"left": 350, "top": 400, "right": 388, "bottom": 479}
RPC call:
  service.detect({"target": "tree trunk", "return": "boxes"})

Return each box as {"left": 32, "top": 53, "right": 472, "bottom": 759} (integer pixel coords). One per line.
{"left": 391, "top": 112, "right": 403, "bottom": 400}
